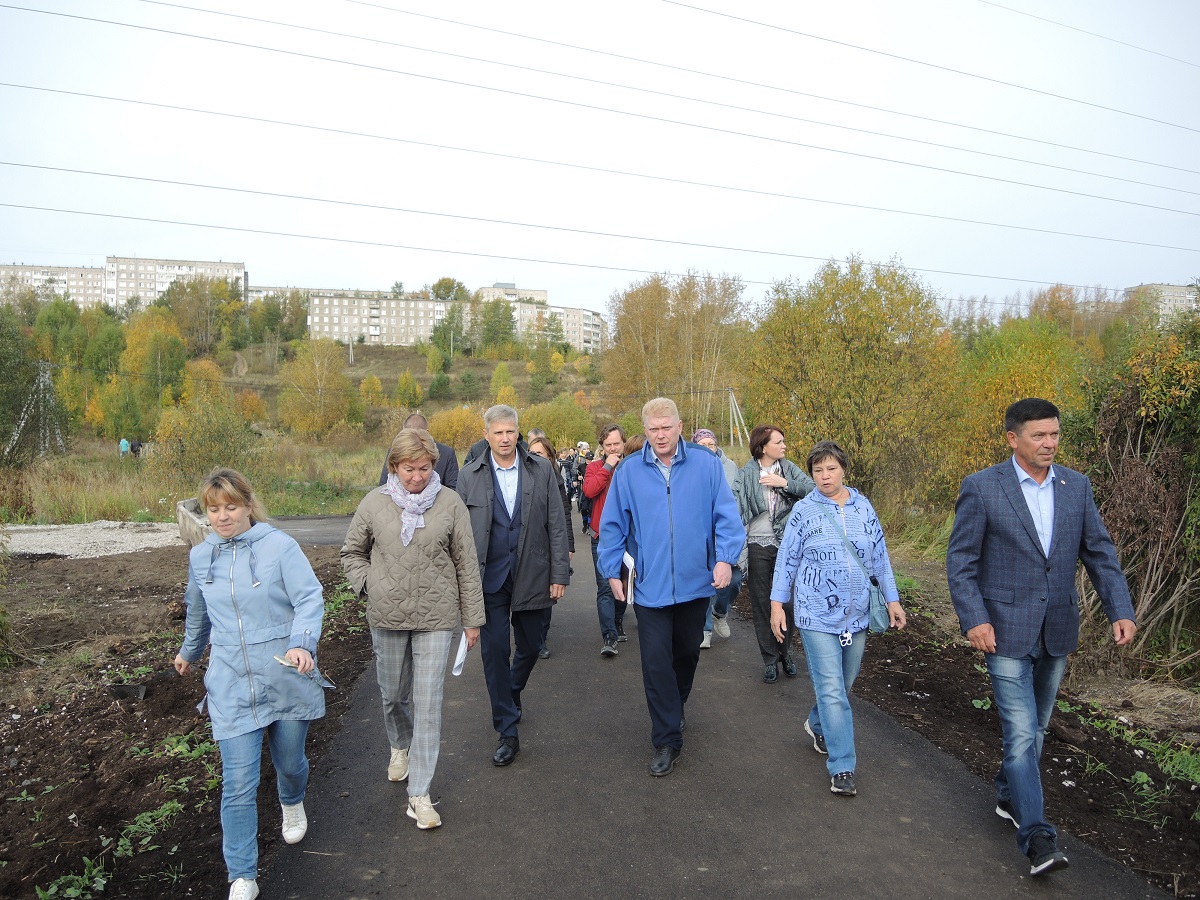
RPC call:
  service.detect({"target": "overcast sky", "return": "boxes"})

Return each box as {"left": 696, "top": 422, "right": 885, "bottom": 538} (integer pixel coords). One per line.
{"left": 1, "top": 0, "right": 1197, "bottom": 316}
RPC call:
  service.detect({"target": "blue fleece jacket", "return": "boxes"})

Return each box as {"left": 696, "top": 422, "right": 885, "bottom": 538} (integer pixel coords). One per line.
{"left": 597, "top": 440, "right": 745, "bottom": 607}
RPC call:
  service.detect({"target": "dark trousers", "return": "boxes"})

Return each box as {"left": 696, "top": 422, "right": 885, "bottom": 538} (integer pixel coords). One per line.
{"left": 749, "top": 543, "right": 794, "bottom": 666}
{"left": 480, "top": 576, "right": 546, "bottom": 738}
{"left": 635, "top": 597, "right": 709, "bottom": 751}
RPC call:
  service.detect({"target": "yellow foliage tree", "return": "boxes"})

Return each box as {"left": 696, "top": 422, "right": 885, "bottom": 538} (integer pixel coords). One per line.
{"left": 523, "top": 394, "right": 595, "bottom": 450}
{"left": 359, "top": 374, "right": 386, "bottom": 407}
{"left": 278, "top": 338, "right": 353, "bottom": 436}
{"left": 573, "top": 355, "right": 591, "bottom": 376}
{"left": 396, "top": 369, "right": 423, "bottom": 407}
{"left": 549, "top": 351, "right": 565, "bottom": 374}
{"left": 234, "top": 389, "right": 267, "bottom": 423}
{"left": 180, "top": 358, "right": 229, "bottom": 409}
{"left": 496, "top": 384, "right": 520, "bottom": 407}
{"left": 429, "top": 406, "right": 485, "bottom": 451}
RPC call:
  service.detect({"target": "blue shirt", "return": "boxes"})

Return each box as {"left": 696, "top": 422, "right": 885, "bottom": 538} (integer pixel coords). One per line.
{"left": 1012, "top": 455, "right": 1055, "bottom": 556}
{"left": 490, "top": 452, "right": 519, "bottom": 517}
{"left": 651, "top": 442, "right": 683, "bottom": 485}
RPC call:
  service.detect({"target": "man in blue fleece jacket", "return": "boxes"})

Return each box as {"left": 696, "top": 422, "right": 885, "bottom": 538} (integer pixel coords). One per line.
{"left": 598, "top": 397, "right": 745, "bottom": 776}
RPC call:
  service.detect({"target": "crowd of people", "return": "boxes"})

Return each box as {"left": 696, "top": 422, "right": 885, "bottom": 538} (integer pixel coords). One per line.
{"left": 174, "top": 397, "right": 1137, "bottom": 898}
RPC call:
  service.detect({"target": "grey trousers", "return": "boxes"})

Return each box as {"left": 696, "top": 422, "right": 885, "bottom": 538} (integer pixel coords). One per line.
{"left": 748, "top": 543, "right": 794, "bottom": 666}
{"left": 371, "top": 627, "right": 453, "bottom": 797}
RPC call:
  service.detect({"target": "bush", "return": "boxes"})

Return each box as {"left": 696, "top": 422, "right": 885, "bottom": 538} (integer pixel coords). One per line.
{"left": 427, "top": 373, "right": 452, "bottom": 400}
{"left": 150, "top": 399, "right": 264, "bottom": 490}
{"left": 429, "top": 407, "right": 484, "bottom": 451}
{"left": 456, "top": 372, "right": 481, "bottom": 402}
{"left": 523, "top": 394, "right": 595, "bottom": 450}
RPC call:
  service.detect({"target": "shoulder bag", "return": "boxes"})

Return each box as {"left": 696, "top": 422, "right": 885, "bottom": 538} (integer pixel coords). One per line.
{"left": 816, "top": 502, "right": 890, "bottom": 634}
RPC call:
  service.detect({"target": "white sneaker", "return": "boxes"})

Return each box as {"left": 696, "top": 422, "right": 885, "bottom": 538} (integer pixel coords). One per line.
{"left": 388, "top": 747, "right": 409, "bottom": 782}
{"left": 712, "top": 614, "right": 730, "bottom": 639}
{"left": 281, "top": 801, "right": 307, "bottom": 844}
{"left": 229, "top": 878, "right": 259, "bottom": 900}
{"left": 700, "top": 631, "right": 712, "bottom": 649}
{"left": 407, "top": 794, "right": 442, "bottom": 830}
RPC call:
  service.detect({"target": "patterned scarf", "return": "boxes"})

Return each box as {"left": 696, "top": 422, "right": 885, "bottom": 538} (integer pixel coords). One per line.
{"left": 380, "top": 469, "right": 442, "bottom": 546}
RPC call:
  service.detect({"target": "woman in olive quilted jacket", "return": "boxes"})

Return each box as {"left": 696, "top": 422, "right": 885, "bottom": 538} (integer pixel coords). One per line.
{"left": 341, "top": 429, "right": 485, "bottom": 830}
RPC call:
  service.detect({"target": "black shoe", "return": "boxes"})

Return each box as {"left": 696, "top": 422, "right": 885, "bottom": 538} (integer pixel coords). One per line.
{"left": 601, "top": 637, "right": 618, "bottom": 657}
{"left": 492, "top": 736, "right": 519, "bottom": 767}
{"left": 763, "top": 663, "right": 778, "bottom": 684}
{"left": 538, "top": 645, "right": 551, "bottom": 659}
{"left": 649, "top": 746, "right": 680, "bottom": 776}
{"left": 995, "top": 799, "right": 1018, "bottom": 828}
{"left": 1027, "top": 833, "right": 1069, "bottom": 876}
{"left": 782, "top": 656, "right": 798, "bottom": 678}
{"left": 830, "top": 771, "right": 856, "bottom": 796}
{"left": 616, "top": 623, "right": 628, "bottom": 642}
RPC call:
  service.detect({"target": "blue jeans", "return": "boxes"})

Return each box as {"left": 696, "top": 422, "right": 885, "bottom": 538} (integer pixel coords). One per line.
{"left": 800, "top": 629, "right": 866, "bottom": 777}
{"left": 218, "top": 719, "right": 311, "bottom": 882}
{"left": 987, "top": 635, "right": 1068, "bottom": 855}
{"left": 591, "top": 535, "right": 625, "bottom": 640}
{"left": 705, "top": 566, "right": 743, "bottom": 632}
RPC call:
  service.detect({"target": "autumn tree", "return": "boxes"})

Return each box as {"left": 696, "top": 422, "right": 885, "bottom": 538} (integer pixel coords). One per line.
{"left": 490, "top": 362, "right": 513, "bottom": 400}
{"left": 429, "top": 406, "right": 485, "bottom": 450}
{"left": 234, "top": 389, "right": 267, "bottom": 423}
{"left": 456, "top": 371, "right": 481, "bottom": 402}
{"left": 278, "top": 338, "right": 353, "bottom": 436}
{"left": 479, "top": 299, "right": 516, "bottom": 354}
{"left": 496, "top": 384, "right": 519, "bottom": 407}
{"left": 158, "top": 276, "right": 245, "bottom": 355}
{"left": 88, "top": 307, "right": 186, "bottom": 439}
{"left": 359, "top": 374, "right": 387, "bottom": 407}
{"left": 0, "top": 306, "right": 38, "bottom": 461}
{"left": 744, "top": 257, "right": 954, "bottom": 500}
{"left": 523, "top": 394, "right": 594, "bottom": 449}
{"left": 396, "top": 369, "right": 423, "bottom": 407}
{"left": 426, "top": 344, "right": 447, "bottom": 375}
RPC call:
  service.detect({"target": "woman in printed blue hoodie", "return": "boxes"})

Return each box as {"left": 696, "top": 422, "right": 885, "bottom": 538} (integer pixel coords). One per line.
{"left": 174, "top": 469, "right": 327, "bottom": 900}
{"left": 769, "top": 441, "right": 906, "bottom": 799}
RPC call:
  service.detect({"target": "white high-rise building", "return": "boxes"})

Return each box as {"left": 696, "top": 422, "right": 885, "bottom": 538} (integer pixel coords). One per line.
{"left": 1123, "top": 282, "right": 1199, "bottom": 317}
{"left": 0, "top": 256, "right": 246, "bottom": 308}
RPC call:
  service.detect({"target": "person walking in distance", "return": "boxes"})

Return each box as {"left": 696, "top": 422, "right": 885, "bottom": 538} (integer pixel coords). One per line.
{"left": 598, "top": 398, "right": 745, "bottom": 776}
{"left": 691, "top": 428, "right": 744, "bottom": 649}
{"left": 947, "top": 398, "right": 1136, "bottom": 877}
{"left": 583, "top": 424, "right": 627, "bottom": 656}
{"left": 457, "top": 405, "right": 570, "bottom": 767}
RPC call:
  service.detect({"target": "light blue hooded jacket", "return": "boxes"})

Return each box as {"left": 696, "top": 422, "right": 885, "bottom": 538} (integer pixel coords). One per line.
{"left": 179, "top": 522, "right": 326, "bottom": 740}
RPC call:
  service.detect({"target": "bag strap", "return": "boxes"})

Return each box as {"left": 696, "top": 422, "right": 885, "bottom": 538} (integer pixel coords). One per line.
{"left": 816, "top": 501, "right": 877, "bottom": 587}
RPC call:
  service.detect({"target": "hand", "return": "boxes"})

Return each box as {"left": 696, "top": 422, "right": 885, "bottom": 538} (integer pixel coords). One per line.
{"left": 173, "top": 654, "right": 192, "bottom": 676}
{"left": 606, "top": 453, "right": 621, "bottom": 468}
{"left": 759, "top": 472, "right": 788, "bottom": 489}
{"left": 464, "top": 626, "right": 480, "bottom": 650}
{"left": 609, "top": 577, "right": 625, "bottom": 603}
{"left": 712, "top": 561, "right": 732, "bottom": 590}
{"left": 1111, "top": 618, "right": 1137, "bottom": 646}
{"left": 966, "top": 623, "right": 996, "bottom": 654}
{"left": 769, "top": 602, "right": 787, "bottom": 642}
{"left": 286, "top": 648, "right": 314, "bottom": 675}
{"left": 887, "top": 601, "right": 907, "bottom": 630}
{"left": 549, "top": 583, "right": 566, "bottom": 601}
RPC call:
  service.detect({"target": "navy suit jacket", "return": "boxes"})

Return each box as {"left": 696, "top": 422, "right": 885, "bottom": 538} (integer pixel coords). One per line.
{"left": 947, "top": 460, "right": 1134, "bottom": 658}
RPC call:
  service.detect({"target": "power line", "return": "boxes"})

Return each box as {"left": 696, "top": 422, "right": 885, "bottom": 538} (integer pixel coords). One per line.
{"left": 662, "top": 0, "right": 1200, "bottom": 136}
{"left": 339, "top": 0, "right": 1200, "bottom": 177}
{"left": 8, "top": 82, "right": 1196, "bottom": 254}
{"left": 973, "top": 0, "right": 1200, "bottom": 71}
{"left": 0, "top": 201, "right": 1137, "bottom": 297}
{"left": 7, "top": 160, "right": 1197, "bottom": 262}
{"left": 120, "top": 0, "right": 1200, "bottom": 199}
{"left": 3, "top": 6, "right": 1197, "bottom": 217}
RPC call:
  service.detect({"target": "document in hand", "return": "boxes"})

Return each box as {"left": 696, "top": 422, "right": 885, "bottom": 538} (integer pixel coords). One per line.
{"left": 621, "top": 551, "right": 636, "bottom": 605}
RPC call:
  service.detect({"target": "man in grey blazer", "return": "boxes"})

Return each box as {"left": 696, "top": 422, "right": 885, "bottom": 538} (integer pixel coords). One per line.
{"left": 947, "top": 398, "right": 1136, "bottom": 877}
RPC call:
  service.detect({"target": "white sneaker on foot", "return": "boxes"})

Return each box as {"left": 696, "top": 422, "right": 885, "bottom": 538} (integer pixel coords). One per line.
{"left": 281, "top": 801, "right": 307, "bottom": 844}
{"left": 229, "top": 878, "right": 259, "bottom": 900}
{"left": 407, "top": 794, "right": 442, "bottom": 829}
{"left": 700, "top": 631, "right": 712, "bottom": 649}
{"left": 388, "top": 747, "right": 409, "bottom": 782}
{"left": 712, "top": 614, "right": 730, "bottom": 639}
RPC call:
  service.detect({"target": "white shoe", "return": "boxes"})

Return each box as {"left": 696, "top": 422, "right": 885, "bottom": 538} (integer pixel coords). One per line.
{"left": 407, "top": 794, "right": 442, "bottom": 829}
{"left": 229, "top": 878, "right": 259, "bottom": 900}
{"left": 700, "top": 631, "right": 712, "bottom": 649}
{"left": 281, "top": 802, "right": 307, "bottom": 844}
{"left": 712, "top": 614, "right": 730, "bottom": 639}
{"left": 388, "top": 747, "right": 409, "bottom": 782}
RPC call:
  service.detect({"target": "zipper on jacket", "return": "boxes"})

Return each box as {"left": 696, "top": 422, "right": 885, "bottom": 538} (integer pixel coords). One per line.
{"left": 665, "top": 479, "right": 677, "bottom": 603}
{"left": 228, "top": 542, "right": 262, "bottom": 728}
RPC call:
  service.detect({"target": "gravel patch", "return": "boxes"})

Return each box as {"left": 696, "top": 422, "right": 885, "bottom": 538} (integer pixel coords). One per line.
{"left": 1, "top": 521, "right": 185, "bottom": 558}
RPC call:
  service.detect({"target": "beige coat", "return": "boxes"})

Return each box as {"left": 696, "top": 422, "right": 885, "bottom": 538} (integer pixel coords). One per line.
{"left": 341, "top": 486, "right": 485, "bottom": 632}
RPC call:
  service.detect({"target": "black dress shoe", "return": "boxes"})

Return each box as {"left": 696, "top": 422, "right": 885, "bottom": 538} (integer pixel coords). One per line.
{"left": 782, "top": 656, "right": 798, "bottom": 678}
{"left": 538, "top": 645, "right": 551, "bottom": 659}
{"left": 763, "top": 663, "right": 778, "bottom": 684}
{"left": 649, "top": 746, "right": 680, "bottom": 776}
{"left": 492, "top": 736, "right": 519, "bottom": 767}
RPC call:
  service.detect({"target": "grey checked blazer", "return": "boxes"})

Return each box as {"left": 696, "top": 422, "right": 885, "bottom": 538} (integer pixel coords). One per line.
{"left": 947, "top": 460, "right": 1134, "bottom": 658}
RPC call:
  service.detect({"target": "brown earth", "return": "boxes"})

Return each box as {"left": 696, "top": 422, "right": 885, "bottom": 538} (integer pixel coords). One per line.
{"left": 0, "top": 546, "right": 1198, "bottom": 898}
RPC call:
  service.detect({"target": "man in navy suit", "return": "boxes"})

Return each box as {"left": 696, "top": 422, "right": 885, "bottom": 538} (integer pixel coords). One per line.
{"left": 947, "top": 398, "right": 1136, "bottom": 877}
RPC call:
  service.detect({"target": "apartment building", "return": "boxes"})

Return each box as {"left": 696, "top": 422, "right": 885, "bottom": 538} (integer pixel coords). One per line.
{"left": 476, "top": 282, "right": 605, "bottom": 352}
{"left": 0, "top": 256, "right": 246, "bottom": 308}
{"left": 256, "top": 286, "right": 448, "bottom": 345}
{"left": 1124, "top": 282, "right": 1199, "bottom": 317}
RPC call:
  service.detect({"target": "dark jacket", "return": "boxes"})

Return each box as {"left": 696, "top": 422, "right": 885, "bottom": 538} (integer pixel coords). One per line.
{"left": 457, "top": 446, "right": 571, "bottom": 610}
{"left": 947, "top": 460, "right": 1135, "bottom": 658}
{"left": 732, "top": 457, "right": 814, "bottom": 544}
{"left": 378, "top": 440, "right": 459, "bottom": 490}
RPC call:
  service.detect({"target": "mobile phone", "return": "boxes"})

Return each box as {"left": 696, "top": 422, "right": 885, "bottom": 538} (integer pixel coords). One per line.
{"left": 273, "top": 654, "right": 298, "bottom": 668}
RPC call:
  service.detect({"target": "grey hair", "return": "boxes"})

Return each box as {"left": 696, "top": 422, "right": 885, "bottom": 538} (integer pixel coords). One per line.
{"left": 484, "top": 404, "right": 519, "bottom": 429}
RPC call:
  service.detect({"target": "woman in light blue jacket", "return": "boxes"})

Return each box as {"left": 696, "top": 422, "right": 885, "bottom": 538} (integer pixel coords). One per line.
{"left": 174, "top": 469, "right": 327, "bottom": 900}
{"left": 769, "top": 441, "right": 905, "bottom": 799}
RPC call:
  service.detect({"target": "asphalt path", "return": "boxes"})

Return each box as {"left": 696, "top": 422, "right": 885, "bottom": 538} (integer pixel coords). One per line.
{"left": 263, "top": 521, "right": 1159, "bottom": 899}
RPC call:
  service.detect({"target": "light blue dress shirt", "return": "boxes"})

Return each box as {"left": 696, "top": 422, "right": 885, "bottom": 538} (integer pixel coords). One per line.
{"left": 652, "top": 441, "right": 683, "bottom": 485}
{"left": 491, "top": 452, "right": 519, "bottom": 517}
{"left": 1012, "top": 455, "right": 1055, "bottom": 556}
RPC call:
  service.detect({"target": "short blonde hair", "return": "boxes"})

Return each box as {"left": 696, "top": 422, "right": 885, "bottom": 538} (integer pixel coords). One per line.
{"left": 641, "top": 397, "right": 679, "bottom": 424}
{"left": 387, "top": 428, "right": 439, "bottom": 472}
{"left": 199, "top": 468, "right": 267, "bottom": 522}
